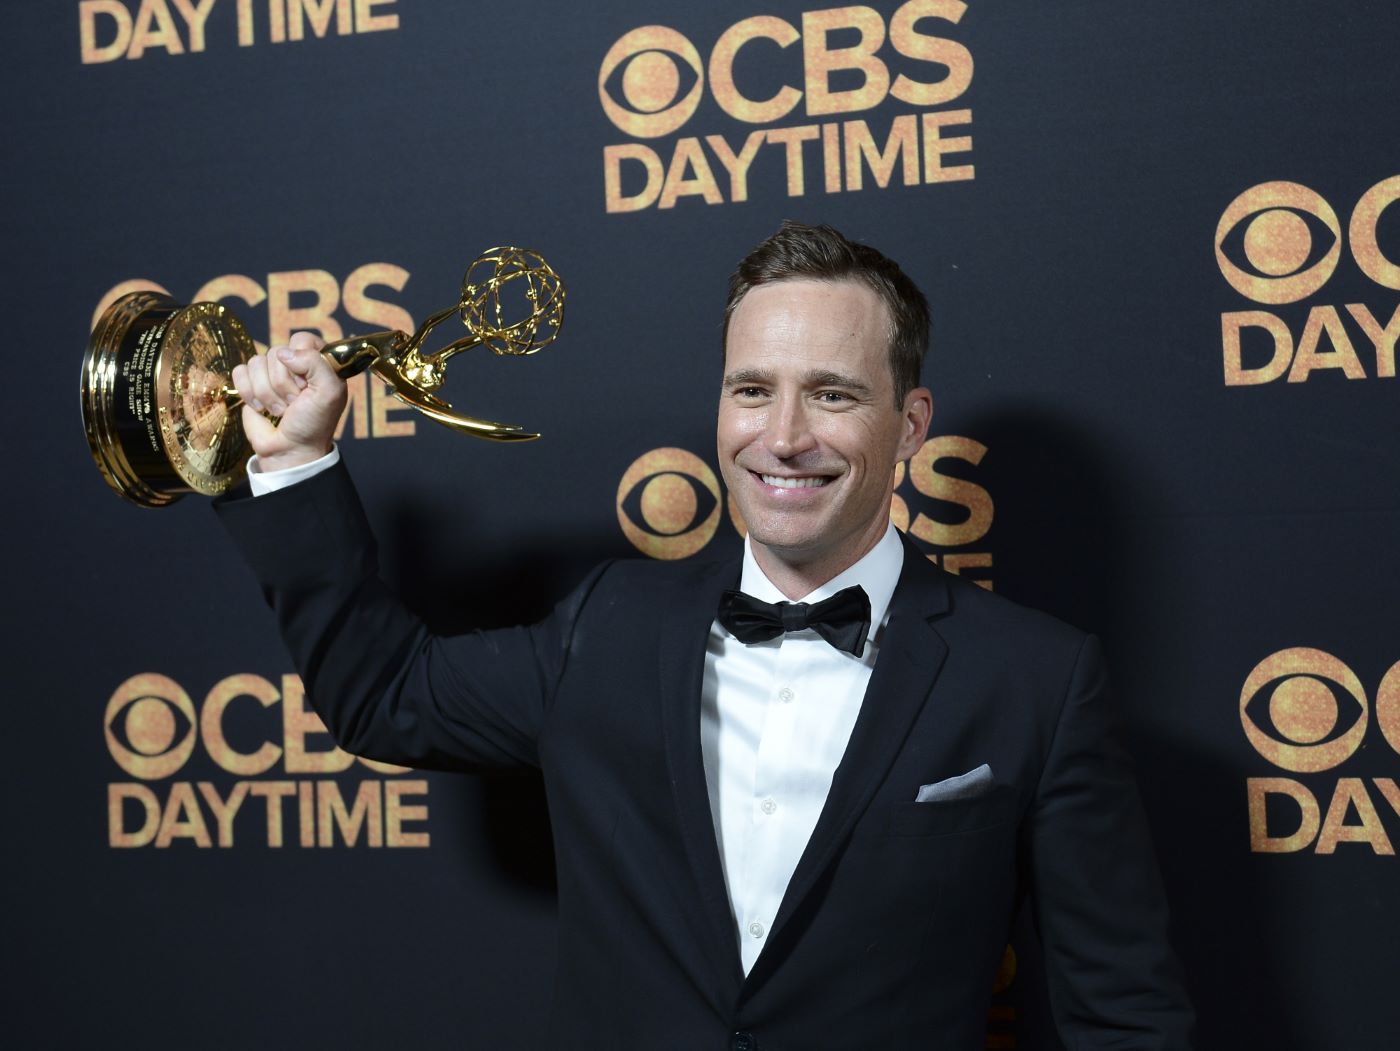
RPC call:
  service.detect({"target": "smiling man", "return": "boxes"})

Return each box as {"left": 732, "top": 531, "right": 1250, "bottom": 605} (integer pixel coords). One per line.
{"left": 216, "top": 221, "right": 1193, "bottom": 1049}
{"left": 719, "top": 275, "right": 931, "bottom": 597}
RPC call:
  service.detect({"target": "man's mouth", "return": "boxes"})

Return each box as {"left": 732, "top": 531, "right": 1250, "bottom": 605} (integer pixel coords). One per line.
{"left": 758, "top": 473, "right": 829, "bottom": 489}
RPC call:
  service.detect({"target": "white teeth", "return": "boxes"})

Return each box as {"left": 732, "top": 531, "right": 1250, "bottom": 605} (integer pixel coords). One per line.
{"left": 761, "top": 474, "right": 827, "bottom": 489}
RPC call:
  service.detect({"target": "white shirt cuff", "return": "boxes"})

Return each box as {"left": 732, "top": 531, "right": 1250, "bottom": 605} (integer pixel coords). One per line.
{"left": 246, "top": 446, "right": 340, "bottom": 496}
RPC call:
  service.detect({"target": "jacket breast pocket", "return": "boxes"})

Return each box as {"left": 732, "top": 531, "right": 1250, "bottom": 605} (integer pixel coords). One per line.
{"left": 889, "top": 788, "right": 1015, "bottom": 838}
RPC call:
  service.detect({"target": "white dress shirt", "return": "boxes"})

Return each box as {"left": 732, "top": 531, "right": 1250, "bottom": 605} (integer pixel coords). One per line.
{"left": 250, "top": 449, "right": 906, "bottom": 976}
{"left": 245, "top": 447, "right": 341, "bottom": 496}
{"left": 701, "top": 526, "right": 904, "bottom": 975}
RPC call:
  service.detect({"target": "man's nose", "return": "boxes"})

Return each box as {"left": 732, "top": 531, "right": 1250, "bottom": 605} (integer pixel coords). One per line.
{"left": 765, "top": 395, "right": 816, "bottom": 458}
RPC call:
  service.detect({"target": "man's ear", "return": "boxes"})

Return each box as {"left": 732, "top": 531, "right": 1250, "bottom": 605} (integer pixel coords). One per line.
{"left": 897, "top": 387, "right": 933, "bottom": 460}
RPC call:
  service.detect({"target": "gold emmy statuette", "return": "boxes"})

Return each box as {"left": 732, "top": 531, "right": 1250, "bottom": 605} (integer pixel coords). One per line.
{"left": 81, "top": 247, "right": 565, "bottom": 508}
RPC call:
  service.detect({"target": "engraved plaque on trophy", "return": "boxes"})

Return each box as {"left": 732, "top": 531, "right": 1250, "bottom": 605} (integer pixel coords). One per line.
{"left": 81, "top": 247, "right": 564, "bottom": 507}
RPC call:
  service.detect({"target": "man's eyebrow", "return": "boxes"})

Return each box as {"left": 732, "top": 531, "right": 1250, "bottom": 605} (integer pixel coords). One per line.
{"left": 722, "top": 367, "right": 875, "bottom": 395}
{"left": 723, "top": 368, "right": 772, "bottom": 387}
{"left": 804, "top": 370, "right": 873, "bottom": 395}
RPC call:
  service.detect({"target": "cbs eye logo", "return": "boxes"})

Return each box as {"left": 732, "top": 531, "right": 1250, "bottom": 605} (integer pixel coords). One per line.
{"left": 616, "top": 447, "right": 723, "bottom": 559}
{"left": 1215, "top": 175, "right": 1400, "bottom": 304}
{"left": 104, "top": 673, "right": 198, "bottom": 780}
{"left": 599, "top": 26, "right": 705, "bottom": 139}
{"left": 1241, "top": 648, "right": 1400, "bottom": 772}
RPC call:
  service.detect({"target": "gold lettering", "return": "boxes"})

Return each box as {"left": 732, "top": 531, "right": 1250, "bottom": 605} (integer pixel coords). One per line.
{"left": 802, "top": 6, "right": 890, "bottom": 116}
{"left": 604, "top": 143, "right": 663, "bottom": 214}
{"left": 921, "top": 108, "right": 974, "bottom": 183}
{"left": 1315, "top": 778, "right": 1395, "bottom": 855}
{"left": 317, "top": 780, "right": 383, "bottom": 847}
{"left": 335, "top": 374, "right": 371, "bottom": 439}
{"left": 821, "top": 122, "right": 841, "bottom": 193}
{"left": 355, "top": 0, "right": 398, "bottom": 33}
{"left": 1287, "top": 305, "right": 1366, "bottom": 382}
{"left": 1374, "top": 778, "right": 1400, "bottom": 822}
{"left": 281, "top": 674, "right": 354, "bottom": 774}
{"left": 1378, "top": 662, "right": 1400, "bottom": 758}
{"left": 764, "top": 125, "right": 820, "bottom": 196}
{"left": 1345, "top": 302, "right": 1400, "bottom": 379}
{"left": 1348, "top": 174, "right": 1400, "bottom": 290}
{"left": 197, "top": 781, "right": 251, "bottom": 847}
{"left": 236, "top": 0, "right": 255, "bottom": 46}
{"left": 385, "top": 779, "right": 430, "bottom": 847}
{"left": 1247, "top": 777, "right": 1320, "bottom": 853}
{"left": 80, "top": 0, "right": 132, "bottom": 64}
{"left": 709, "top": 16, "right": 802, "bottom": 124}
{"left": 267, "top": 269, "right": 343, "bottom": 346}
{"left": 249, "top": 781, "right": 297, "bottom": 847}
{"left": 128, "top": 0, "right": 186, "bottom": 61}
{"left": 889, "top": 0, "right": 973, "bottom": 106}
{"left": 287, "top": 0, "right": 352, "bottom": 41}
{"left": 170, "top": 0, "right": 217, "bottom": 51}
{"left": 1221, "top": 310, "right": 1293, "bottom": 385}
{"left": 705, "top": 131, "right": 767, "bottom": 203}
{"left": 297, "top": 781, "right": 315, "bottom": 846}
{"left": 908, "top": 435, "right": 993, "bottom": 547}
{"left": 843, "top": 115, "right": 919, "bottom": 192}
{"left": 155, "top": 782, "right": 213, "bottom": 847}
{"left": 940, "top": 552, "right": 992, "bottom": 590}
{"left": 202, "top": 674, "right": 282, "bottom": 776}
{"left": 658, "top": 138, "right": 723, "bottom": 209}
{"left": 342, "top": 263, "right": 413, "bottom": 335}
{"left": 108, "top": 783, "right": 160, "bottom": 847}
{"left": 269, "top": 0, "right": 286, "bottom": 45}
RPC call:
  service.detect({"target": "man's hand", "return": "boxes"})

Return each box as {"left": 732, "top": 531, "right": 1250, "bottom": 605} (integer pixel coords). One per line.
{"left": 231, "top": 331, "right": 348, "bottom": 472}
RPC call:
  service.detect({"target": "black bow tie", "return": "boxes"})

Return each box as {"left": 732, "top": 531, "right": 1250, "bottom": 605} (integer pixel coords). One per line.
{"left": 717, "top": 585, "right": 872, "bottom": 658}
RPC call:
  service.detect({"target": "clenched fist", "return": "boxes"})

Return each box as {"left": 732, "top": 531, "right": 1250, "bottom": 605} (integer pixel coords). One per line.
{"left": 230, "top": 331, "right": 348, "bottom": 472}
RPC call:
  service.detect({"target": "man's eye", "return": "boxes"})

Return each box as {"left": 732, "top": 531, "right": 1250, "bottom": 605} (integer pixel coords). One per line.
{"left": 816, "top": 390, "right": 849, "bottom": 403}
{"left": 734, "top": 387, "right": 766, "bottom": 398}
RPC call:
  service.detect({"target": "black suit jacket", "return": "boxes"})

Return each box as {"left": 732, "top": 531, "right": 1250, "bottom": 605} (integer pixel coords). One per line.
{"left": 216, "top": 461, "right": 1193, "bottom": 1050}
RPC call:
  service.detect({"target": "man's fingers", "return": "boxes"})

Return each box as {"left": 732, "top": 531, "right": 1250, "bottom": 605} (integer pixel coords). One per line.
{"left": 266, "top": 351, "right": 305, "bottom": 404}
{"left": 244, "top": 353, "right": 285, "bottom": 415}
{"left": 288, "top": 330, "right": 324, "bottom": 352}
{"left": 274, "top": 340, "right": 337, "bottom": 388}
{"left": 231, "top": 360, "right": 266, "bottom": 413}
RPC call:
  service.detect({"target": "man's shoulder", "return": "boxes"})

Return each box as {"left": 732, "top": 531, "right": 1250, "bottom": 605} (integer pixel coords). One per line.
{"left": 590, "top": 552, "right": 738, "bottom": 596}
{"left": 914, "top": 557, "right": 1090, "bottom": 659}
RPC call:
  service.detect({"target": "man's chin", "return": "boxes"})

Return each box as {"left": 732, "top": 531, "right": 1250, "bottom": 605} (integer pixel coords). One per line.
{"left": 744, "top": 523, "right": 828, "bottom": 565}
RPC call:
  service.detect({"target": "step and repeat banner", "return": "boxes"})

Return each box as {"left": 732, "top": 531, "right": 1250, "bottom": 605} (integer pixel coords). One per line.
{"left": 5, "top": 2, "right": 1398, "bottom": 1048}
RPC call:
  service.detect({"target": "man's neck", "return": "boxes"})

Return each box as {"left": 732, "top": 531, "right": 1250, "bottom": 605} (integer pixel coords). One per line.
{"left": 750, "top": 530, "right": 888, "bottom": 600}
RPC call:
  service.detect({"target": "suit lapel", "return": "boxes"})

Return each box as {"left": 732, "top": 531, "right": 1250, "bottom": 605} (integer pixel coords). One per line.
{"left": 658, "top": 557, "right": 747, "bottom": 1005}
{"left": 744, "top": 542, "right": 952, "bottom": 993}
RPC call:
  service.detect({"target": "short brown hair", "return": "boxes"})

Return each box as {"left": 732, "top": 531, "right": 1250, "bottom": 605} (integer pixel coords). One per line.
{"left": 723, "top": 221, "right": 930, "bottom": 406}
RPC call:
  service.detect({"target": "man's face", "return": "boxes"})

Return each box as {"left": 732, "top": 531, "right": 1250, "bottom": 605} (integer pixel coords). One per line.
{"left": 718, "top": 278, "right": 931, "bottom": 584}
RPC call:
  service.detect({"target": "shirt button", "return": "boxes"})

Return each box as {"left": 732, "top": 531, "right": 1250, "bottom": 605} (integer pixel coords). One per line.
{"left": 748, "top": 921, "right": 765, "bottom": 939}
{"left": 777, "top": 687, "right": 794, "bottom": 703}
{"left": 760, "top": 797, "right": 777, "bottom": 815}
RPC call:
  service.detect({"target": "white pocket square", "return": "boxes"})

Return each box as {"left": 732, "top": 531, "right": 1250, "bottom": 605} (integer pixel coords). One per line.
{"left": 915, "top": 763, "right": 994, "bottom": 803}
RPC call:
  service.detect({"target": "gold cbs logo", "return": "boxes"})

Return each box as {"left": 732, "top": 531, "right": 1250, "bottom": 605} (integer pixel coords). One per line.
{"left": 599, "top": 2, "right": 974, "bottom": 138}
{"left": 1214, "top": 176, "right": 1400, "bottom": 305}
{"left": 615, "top": 447, "right": 724, "bottom": 560}
{"left": 105, "top": 672, "right": 402, "bottom": 779}
{"left": 1216, "top": 175, "right": 1400, "bottom": 386}
{"left": 1240, "top": 648, "right": 1400, "bottom": 772}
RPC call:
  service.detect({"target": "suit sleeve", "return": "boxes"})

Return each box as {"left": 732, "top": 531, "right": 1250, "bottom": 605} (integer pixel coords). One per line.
{"left": 213, "top": 459, "right": 607, "bottom": 773}
{"left": 1027, "top": 634, "right": 1196, "bottom": 1049}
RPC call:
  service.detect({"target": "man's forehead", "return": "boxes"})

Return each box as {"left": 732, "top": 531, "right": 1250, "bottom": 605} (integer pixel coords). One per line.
{"left": 724, "top": 278, "right": 893, "bottom": 376}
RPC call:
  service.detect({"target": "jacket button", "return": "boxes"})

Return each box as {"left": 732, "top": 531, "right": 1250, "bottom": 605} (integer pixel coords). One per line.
{"left": 731, "top": 1032, "right": 756, "bottom": 1051}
